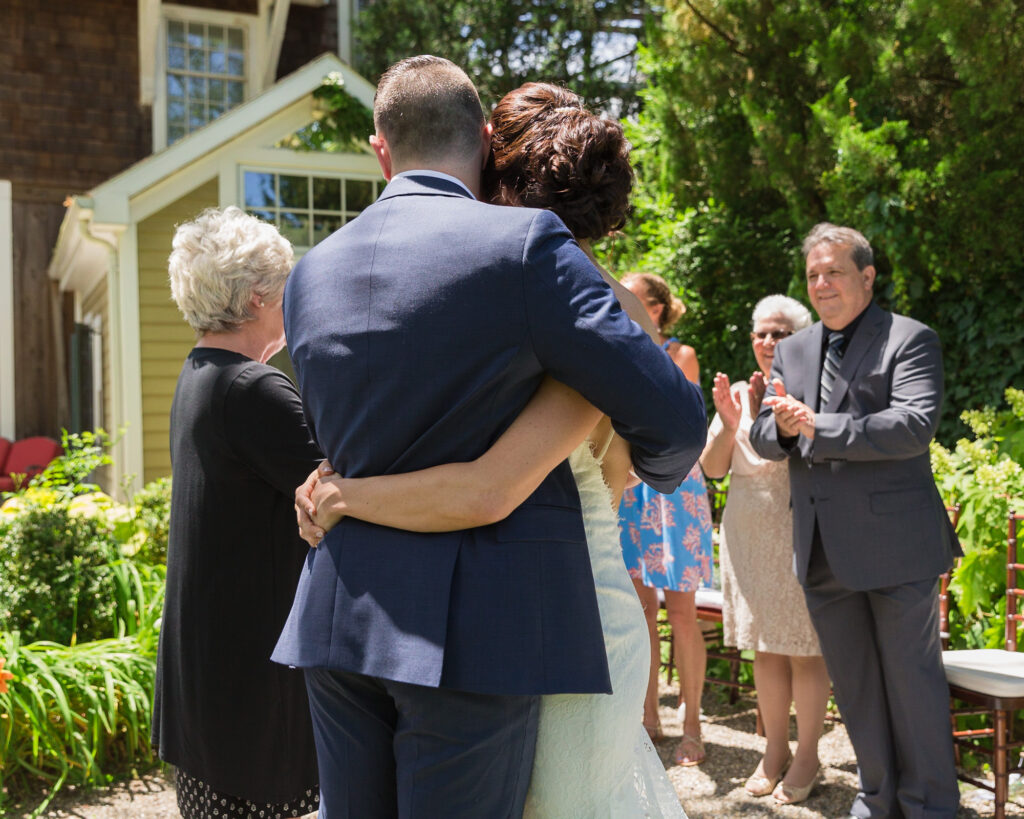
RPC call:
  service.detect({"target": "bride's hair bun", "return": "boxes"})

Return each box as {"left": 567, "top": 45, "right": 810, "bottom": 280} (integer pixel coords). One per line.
{"left": 485, "top": 83, "right": 633, "bottom": 241}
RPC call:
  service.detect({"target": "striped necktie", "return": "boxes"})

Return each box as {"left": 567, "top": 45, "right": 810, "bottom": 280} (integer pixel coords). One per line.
{"left": 819, "top": 331, "right": 845, "bottom": 410}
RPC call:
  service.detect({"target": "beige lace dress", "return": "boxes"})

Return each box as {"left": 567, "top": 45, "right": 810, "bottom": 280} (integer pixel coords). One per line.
{"left": 708, "top": 384, "right": 822, "bottom": 656}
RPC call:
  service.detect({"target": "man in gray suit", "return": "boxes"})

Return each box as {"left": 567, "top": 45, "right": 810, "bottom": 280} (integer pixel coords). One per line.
{"left": 750, "top": 223, "right": 961, "bottom": 818}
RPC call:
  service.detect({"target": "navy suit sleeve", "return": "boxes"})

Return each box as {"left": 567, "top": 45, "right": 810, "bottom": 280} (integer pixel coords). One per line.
{"left": 519, "top": 209, "right": 706, "bottom": 492}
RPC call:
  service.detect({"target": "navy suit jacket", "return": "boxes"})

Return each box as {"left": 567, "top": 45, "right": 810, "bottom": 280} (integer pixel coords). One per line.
{"left": 749, "top": 302, "right": 960, "bottom": 590}
{"left": 273, "top": 175, "right": 706, "bottom": 695}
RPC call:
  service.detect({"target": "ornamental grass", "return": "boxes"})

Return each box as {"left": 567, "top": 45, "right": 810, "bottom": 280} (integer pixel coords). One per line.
{"left": 0, "top": 632, "right": 157, "bottom": 816}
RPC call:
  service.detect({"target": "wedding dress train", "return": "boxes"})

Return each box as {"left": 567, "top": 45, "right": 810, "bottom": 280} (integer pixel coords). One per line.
{"left": 524, "top": 443, "right": 689, "bottom": 818}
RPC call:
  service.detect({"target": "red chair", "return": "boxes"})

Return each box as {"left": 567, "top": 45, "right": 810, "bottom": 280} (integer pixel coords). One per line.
{"left": 0, "top": 437, "right": 11, "bottom": 477}
{"left": 0, "top": 436, "right": 62, "bottom": 492}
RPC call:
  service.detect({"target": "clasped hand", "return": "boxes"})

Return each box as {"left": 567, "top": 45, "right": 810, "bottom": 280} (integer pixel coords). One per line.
{"left": 762, "top": 378, "right": 815, "bottom": 439}
{"left": 295, "top": 460, "right": 345, "bottom": 547}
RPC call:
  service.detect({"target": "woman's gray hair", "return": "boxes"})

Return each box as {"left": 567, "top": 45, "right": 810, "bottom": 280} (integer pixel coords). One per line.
{"left": 751, "top": 294, "right": 813, "bottom": 331}
{"left": 801, "top": 222, "right": 874, "bottom": 270}
{"left": 168, "top": 206, "right": 294, "bottom": 334}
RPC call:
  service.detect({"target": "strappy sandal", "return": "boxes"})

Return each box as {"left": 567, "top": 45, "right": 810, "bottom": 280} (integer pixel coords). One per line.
{"left": 644, "top": 721, "right": 664, "bottom": 742}
{"left": 673, "top": 733, "right": 705, "bottom": 766}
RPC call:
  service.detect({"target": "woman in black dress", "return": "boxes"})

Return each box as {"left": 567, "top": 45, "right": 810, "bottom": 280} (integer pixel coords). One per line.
{"left": 153, "top": 206, "right": 320, "bottom": 819}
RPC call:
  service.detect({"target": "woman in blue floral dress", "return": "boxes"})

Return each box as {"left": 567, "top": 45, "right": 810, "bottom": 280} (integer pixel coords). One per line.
{"left": 619, "top": 273, "right": 713, "bottom": 767}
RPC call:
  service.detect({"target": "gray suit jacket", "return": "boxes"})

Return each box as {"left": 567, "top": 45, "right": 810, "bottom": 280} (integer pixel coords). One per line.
{"left": 750, "top": 301, "right": 960, "bottom": 590}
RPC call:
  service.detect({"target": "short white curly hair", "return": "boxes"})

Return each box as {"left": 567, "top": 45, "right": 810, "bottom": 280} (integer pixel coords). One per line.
{"left": 168, "top": 207, "right": 294, "bottom": 334}
{"left": 751, "top": 294, "right": 813, "bottom": 331}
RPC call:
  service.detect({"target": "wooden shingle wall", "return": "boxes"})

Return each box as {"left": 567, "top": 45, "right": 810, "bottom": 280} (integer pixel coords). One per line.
{"left": 1, "top": 0, "right": 149, "bottom": 438}
{"left": 278, "top": 3, "right": 338, "bottom": 79}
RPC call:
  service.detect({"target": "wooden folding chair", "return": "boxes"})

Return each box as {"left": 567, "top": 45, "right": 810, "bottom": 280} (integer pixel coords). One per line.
{"left": 943, "top": 511, "right": 1024, "bottom": 819}
{"left": 938, "top": 504, "right": 963, "bottom": 650}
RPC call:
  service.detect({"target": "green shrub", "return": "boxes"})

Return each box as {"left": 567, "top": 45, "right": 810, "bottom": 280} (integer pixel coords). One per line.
{"left": 0, "top": 503, "right": 124, "bottom": 646}
{"left": 0, "top": 440, "right": 171, "bottom": 812}
{"left": 26, "top": 429, "right": 114, "bottom": 501}
{"left": 128, "top": 477, "right": 171, "bottom": 564}
{"left": 932, "top": 387, "right": 1024, "bottom": 648}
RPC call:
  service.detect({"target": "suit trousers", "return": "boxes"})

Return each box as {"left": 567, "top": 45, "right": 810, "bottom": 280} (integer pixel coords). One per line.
{"left": 802, "top": 533, "right": 959, "bottom": 819}
{"left": 304, "top": 668, "right": 539, "bottom": 819}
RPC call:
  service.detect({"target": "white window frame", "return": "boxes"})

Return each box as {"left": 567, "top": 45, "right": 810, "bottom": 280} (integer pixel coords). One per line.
{"left": 0, "top": 180, "right": 14, "bottom": 439}
{"left": 238, "top": 165, "right": 382, "bottom": 253}
{"left": 153, "top": 4, "right": 264, "bottom": 153}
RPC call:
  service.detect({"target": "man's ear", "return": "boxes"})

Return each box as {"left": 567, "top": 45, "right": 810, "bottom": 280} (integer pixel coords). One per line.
{"left": 862, "top": 264, "right": 877, "bottom": 291}
{"left": 480, "top": 121, "right": 494, "bottom": 170}
{"left": 370, "top": 134, "right": 393, "bottom": 180}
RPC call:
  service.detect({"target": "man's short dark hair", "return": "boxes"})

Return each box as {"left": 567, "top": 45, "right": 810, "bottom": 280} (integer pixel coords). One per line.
{"left": 802, "top": 222, "right": 875, "bottom": 270}
{"left": 373, "top": 56, "right": 485, "bottom": 165}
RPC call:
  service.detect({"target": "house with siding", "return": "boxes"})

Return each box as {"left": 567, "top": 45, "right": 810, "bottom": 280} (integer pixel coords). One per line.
{"left": 2, "top": 0, "right": 378, "bottom": 492}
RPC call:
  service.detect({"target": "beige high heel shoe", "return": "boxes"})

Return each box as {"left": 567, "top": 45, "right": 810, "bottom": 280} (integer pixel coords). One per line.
{"left": 744, "top": 752, "right": 792, "bottom": 797}
{"left": 772, "top": 766, "right": 821, "bottom": 804}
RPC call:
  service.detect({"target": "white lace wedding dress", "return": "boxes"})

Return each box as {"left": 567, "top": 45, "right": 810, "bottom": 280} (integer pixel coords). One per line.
{"left": 524, "top": 442, "right": 689, "bottom": 819}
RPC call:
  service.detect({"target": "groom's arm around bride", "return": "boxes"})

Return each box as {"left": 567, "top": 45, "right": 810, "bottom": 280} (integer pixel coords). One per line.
{"left": 276, "top": 55, "right": 706, "bottom": 819}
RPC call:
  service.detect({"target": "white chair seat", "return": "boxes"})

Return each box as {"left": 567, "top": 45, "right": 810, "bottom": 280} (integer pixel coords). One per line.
{"left": 943, "top": 649, "right": 1024, "bottom": 698}
{"left": 695, "top": 587, "right": 723, "bottom": 612}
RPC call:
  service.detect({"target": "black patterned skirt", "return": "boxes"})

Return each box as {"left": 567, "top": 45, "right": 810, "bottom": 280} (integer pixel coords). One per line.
{"left": 175, "top": 768, "right": 319, "bottom": 819}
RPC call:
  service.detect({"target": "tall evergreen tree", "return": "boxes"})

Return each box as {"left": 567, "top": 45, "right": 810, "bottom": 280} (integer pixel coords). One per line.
{"left": 354, "top": 0, "right": 652, "bottom": 111}
{"left": 610, "top": 0, "right": 1024, "bottom": 437}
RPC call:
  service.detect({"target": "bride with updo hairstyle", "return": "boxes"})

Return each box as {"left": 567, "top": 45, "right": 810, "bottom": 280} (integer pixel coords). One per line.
{"left": 483, "top": 82, "right": 687, "bottom": 816}
{"left": 485, "top": 82, "right": 633, "bottom": 243}
{"left": 484, "top": 82, "right": 661, "bottom": 362}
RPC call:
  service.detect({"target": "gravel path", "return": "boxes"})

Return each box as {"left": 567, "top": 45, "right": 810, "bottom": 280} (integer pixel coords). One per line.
{"left": 7, "top": 684, "right": 1019, "bottom": 818}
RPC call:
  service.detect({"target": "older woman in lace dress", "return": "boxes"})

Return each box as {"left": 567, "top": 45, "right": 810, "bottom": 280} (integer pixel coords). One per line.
{"left": 700, "top": 295, "right": 829, "bottom": 805}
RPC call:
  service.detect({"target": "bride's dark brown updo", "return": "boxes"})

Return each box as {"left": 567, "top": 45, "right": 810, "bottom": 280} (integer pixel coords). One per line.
{"left": 484, "top": 83, "right": 633, "bottom": 241}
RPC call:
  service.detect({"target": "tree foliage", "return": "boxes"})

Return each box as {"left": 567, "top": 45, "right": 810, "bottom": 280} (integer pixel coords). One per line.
{"left": 354, "top": 0, "right": 652, "bottom": 111}
{"left": 611, "top": 0, "right": 1024, "bottom": 438}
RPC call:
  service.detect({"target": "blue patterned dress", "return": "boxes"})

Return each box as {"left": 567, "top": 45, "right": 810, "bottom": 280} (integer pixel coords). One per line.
{"left": 618, "top": 339, "right": 714, "bottom": 592}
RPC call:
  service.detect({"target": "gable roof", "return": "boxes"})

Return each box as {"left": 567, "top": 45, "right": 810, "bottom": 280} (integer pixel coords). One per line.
{"left": 84, "top": 53, "right": 375, "bottom": 225}
{"left": 49, "top": 52, "right": 377, "bottom": 292}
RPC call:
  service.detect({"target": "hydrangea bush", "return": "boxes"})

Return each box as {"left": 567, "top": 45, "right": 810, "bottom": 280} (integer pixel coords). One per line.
{"left": 931, "top": 388, "right": 1024, "bottom": 648}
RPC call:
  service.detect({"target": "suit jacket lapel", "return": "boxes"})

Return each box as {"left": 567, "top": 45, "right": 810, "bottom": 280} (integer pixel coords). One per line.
{"left": 803, "top": 323, "right": 823, "bottom": 408}
{"left": 797, "top": 323, "right": 823, "bottom": 461}
{"left": 824, "top": 302, "right": 884, "bottom": 412}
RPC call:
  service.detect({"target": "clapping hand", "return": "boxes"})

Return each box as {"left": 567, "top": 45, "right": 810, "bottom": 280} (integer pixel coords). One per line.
{"left": 763, "top": 378, "right": 816, "bottom": 439}
{"left": 748, "top": 372, "right": 767, "bottom": 417}
{"left": 711, "top": 372, "right": 742, "bottom": 431}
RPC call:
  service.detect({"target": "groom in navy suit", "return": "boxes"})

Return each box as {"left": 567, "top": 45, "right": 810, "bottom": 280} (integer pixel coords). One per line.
{"left": 275, "top": 56, "right": 706, "bottom": 818}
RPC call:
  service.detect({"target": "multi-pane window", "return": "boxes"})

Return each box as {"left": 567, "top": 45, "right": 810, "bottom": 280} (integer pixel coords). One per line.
{"left": 166, "top": 19, "right": 246, "bottom": 144}
{"left": 244, "top": 171, "right": 380, "bottom": 248}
